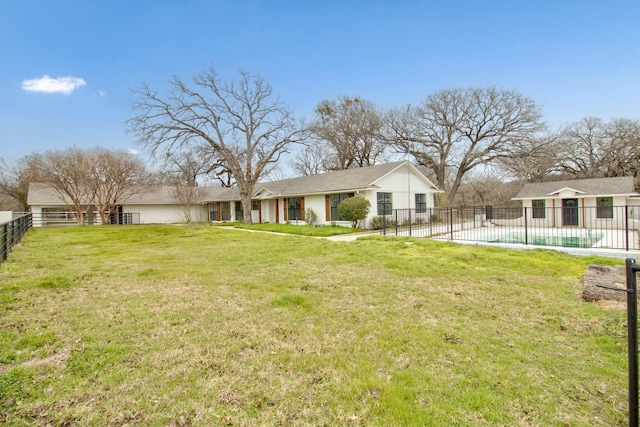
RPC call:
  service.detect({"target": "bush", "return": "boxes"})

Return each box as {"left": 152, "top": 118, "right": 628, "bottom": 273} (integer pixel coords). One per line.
{"left": 370, "top": 216, "right": 383, "bottom": 230}
{"left": 337, "top": 196, "right": 371, "bottom": 228}
{"left": 305, "top": 208, "right": 317, "bottom": 225}
{"left": 370, "top": 215, "right": 396, "bottom": 230}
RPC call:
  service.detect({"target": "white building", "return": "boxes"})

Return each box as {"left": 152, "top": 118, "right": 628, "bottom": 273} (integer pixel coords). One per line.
{"left": 28, "top": 161, "right": 442, "bottom": 228}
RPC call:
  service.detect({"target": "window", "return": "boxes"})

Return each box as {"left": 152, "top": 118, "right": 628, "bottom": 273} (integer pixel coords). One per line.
{"left": 235, "top": 201, "right": 244, "bottom": 220}
{"left": 330, "top": 193, "right": 350, "bottom": 220}
{"left": 220, "top": 202, "right": 231, "bottom": 221}
{"left": 597, "top": 197, "right": 613, "bottom": 219}
{"left": 415, "top": 194, "right": 427, "bottom": 214}
{"left": 251, "top": 200, "right": 259, "bottom": 211}
{"left": 209, "top": 203, "right": 218, "bottom": 221}
{"left": 532, "top": 200, "right": 546, "bottom": 219}
{"left": 377, "top": 192, "right": 392, "bottom": 215}
{"left": 288, "top": 197, "right": 302, "bottom": 220}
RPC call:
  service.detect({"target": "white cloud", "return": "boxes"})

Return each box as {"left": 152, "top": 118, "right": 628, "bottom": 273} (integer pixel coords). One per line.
{"left": 93, "top": 89, "right": 107, "bottom": 97}
{"left": 22, "top": 75, "right": 87, "bottom": 94}
{"left": 127, "top": 148, "right": 140, "bottom": 155}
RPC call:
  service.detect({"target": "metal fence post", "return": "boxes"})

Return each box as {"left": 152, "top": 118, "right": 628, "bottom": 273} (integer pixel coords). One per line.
{"left": 626, "top": 206, "right": 630, "bottom": 252}
{"left": 627, "top": 258, "right": 639, "bottom": 427}
{"left": 1, "top": 223, "right": 7, "bottom": 263}
{"left": 524, "top": 207, "right": 529, "bottom": 246}
{"left": 449, "top": 208, "right": 453, "bottom": 240}
{"left": 597, "top": 259, "right": 639, "bottom": 427}
{"left": 394, "top": 210, "right": 398, "bottom": 235}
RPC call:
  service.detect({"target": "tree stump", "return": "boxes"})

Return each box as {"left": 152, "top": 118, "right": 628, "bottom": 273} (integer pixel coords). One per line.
{"left": 582, "top": 264, "right": 626, "bottom": 302}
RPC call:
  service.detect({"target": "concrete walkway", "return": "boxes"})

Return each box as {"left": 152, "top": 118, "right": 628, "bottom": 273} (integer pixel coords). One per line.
{"left": 322, "top": 231, "right": 380, "bottom": 241}
{"left": 217, "top": 226, "right": 379, "bottom": 242}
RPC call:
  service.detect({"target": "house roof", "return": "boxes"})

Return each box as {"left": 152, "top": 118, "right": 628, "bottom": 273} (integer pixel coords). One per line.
{"left": 27, "top": 183, "right": 239, "bottom": 206}
{"left": 28, "top": 161, "right": 441, "bottom": 206}
{"left": 512, "top": 176, "right": 639, "bottom": 200}
{"left": 27, "top": 183, "right": 69, "bottom": 205}
{"left": 124, "top": 186, "right": 239, "bottom": 204}
{"left": 252, "top": 161, "right": 441, "bottom": 199}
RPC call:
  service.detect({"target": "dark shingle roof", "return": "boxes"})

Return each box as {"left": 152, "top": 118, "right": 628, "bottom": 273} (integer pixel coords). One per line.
{"left": 27, "top": 183, "right": 239, "bottom": 205}
{"left": 28, "top": 161, "right": 440, "bottom": 205}
{"left": 513, "top": 176, "right": 638, "bottom": 200}
{"left": 254, "top": 161, "right": 434, "bottom": 197}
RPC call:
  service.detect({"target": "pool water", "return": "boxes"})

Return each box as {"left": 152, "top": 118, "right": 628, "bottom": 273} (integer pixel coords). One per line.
{"left": 487, "top": 232, "right": 604, "bottom": 248}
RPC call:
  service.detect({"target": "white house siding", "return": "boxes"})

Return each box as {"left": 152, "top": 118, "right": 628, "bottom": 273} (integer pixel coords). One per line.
{"left": 521, "top": 195, "right": 632, "bottom": 229}
{"left": 0, "top": 211, "right": 12, "bottom": 223}
{"left": 31, "top": 206, "right": 43, "bottom": 227}
{"left": 582, "top": 195, "right": 628, "bottom": 229}
{"left": 372, "top": 166, "right": 435, "bottom": 207}
{"left": 257, "top": 200, "right": 276, "bottom": 224}
{"left": 362, "top": 165, "right": 438, "bottom": 228}
{"left": 304, "top": 195, "right": 325, "bottom": 225}
{"left": 124, "top": 204, "right": 207, "bottom": 224}
{"left": 627, "top": 199, "right": 640, "bottom": 232}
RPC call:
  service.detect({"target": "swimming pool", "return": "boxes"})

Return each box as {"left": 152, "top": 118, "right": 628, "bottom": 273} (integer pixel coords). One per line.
{"left": 485, "top": 230, "right": 605, "bottom": 248}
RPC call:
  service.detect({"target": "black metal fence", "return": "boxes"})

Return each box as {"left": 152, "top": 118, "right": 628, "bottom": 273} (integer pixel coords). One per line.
{"left": 31, "top": 211, "right": 141, "bottom": 227}
{"left": 1, "top": 213, "right": 32, "bottom": 265}
{"left": 379, "top": 206, "right": 640, "bottom": 251}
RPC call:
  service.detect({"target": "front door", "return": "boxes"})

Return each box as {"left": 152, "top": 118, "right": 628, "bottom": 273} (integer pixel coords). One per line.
{"left": 562, "top": 199, "right": 579, "bottom": 226}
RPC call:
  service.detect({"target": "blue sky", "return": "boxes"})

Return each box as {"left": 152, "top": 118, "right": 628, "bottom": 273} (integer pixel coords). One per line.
{"left": 1, "top": 0, "right": 638, "bottom": 166}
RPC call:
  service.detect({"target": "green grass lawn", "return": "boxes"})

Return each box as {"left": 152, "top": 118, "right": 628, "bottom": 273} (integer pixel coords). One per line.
{"left": 0, "top": 224, "right": 629, "bottom": 426}
{"left": 230, "top": 222, "right": 363, "bottom": 236}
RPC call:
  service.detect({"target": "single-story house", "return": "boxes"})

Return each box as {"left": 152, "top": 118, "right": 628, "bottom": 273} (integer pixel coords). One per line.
{"left": 28, "top": 161, "right": 442, "bottom": 228}
{"left": 512, "top": 176, "right": 640, "bottom": 229}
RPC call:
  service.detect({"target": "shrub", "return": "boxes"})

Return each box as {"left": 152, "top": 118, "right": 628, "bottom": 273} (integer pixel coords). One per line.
{"left": 370, "top": 216, "right": 383, "bottom": 230}
{"left": 370, "top": 215, "right": 395, "bottom": 230}
{"left": 337, "top": 196, "right": 371, "bottom": 228}
{"left": 305, "top": 208, "right": 317, "bottom": 225}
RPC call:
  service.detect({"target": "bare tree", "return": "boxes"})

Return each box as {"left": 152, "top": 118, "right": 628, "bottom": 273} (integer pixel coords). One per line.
{"left": 89, "top": 148, "right": 149, "bottom": 224}
{"left": 162, "top": 148, "right": 221, "bottom": 222}
{"left": 602, "top": 118, "right": 640, "bottom": 178}
{"left": 170, "top": 184, "right": 207, "bottom": 222}
{"left": 555, "top": 117, "right": 640, "bottom": 179}
{"left": 453, "top": 170, "right": 522, "bottom": 207}
{"left": 310, "top": 96, "right": 389, "bottom": 170}
{"left": 30, "top": 148, "right": 95, "bottom": 225}
{"left": 162, "top": 145, "right": 234, "bottom": 187}
{"left": 127, "top": 68, "right": 302, "bottom": 223}
{"left": 388, "top": 87, "right": 545, "bottom": 201}
{"left": 556, "top": 117, "right": 608, "bottom": 178}
{"left": 499, "top": 133, "right": 563, "bottom": 182}
{"left": 288, "top": 139, "right": 329, "bottom": 176}
{"left": 0, "top": 155, "right": 39, "bottom": 211}
{"left": 28, "top": 148, "right": 148, "bottom": 225}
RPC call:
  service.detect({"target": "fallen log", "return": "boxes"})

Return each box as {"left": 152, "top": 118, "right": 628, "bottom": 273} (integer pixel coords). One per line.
{"left": 582, "top": 264, "right": 626, "bottom": 302}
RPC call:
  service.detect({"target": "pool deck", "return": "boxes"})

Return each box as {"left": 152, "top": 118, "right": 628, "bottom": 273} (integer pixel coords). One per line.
{"left": 443, "top": 238, "right": 640, "bottom": 260}
{"left": 382, "top": 223, "right": 640, "bottom": 260}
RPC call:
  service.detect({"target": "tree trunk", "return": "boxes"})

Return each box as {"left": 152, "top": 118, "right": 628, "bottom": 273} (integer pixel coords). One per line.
{"left": 73, "top": 204, "right": 85, "bottom": 225}
{"left": 241, "top": 194, "right": 253, "bottom": 224}
{"left": 582, "top": 264, "right": 626, "bottom": 302}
